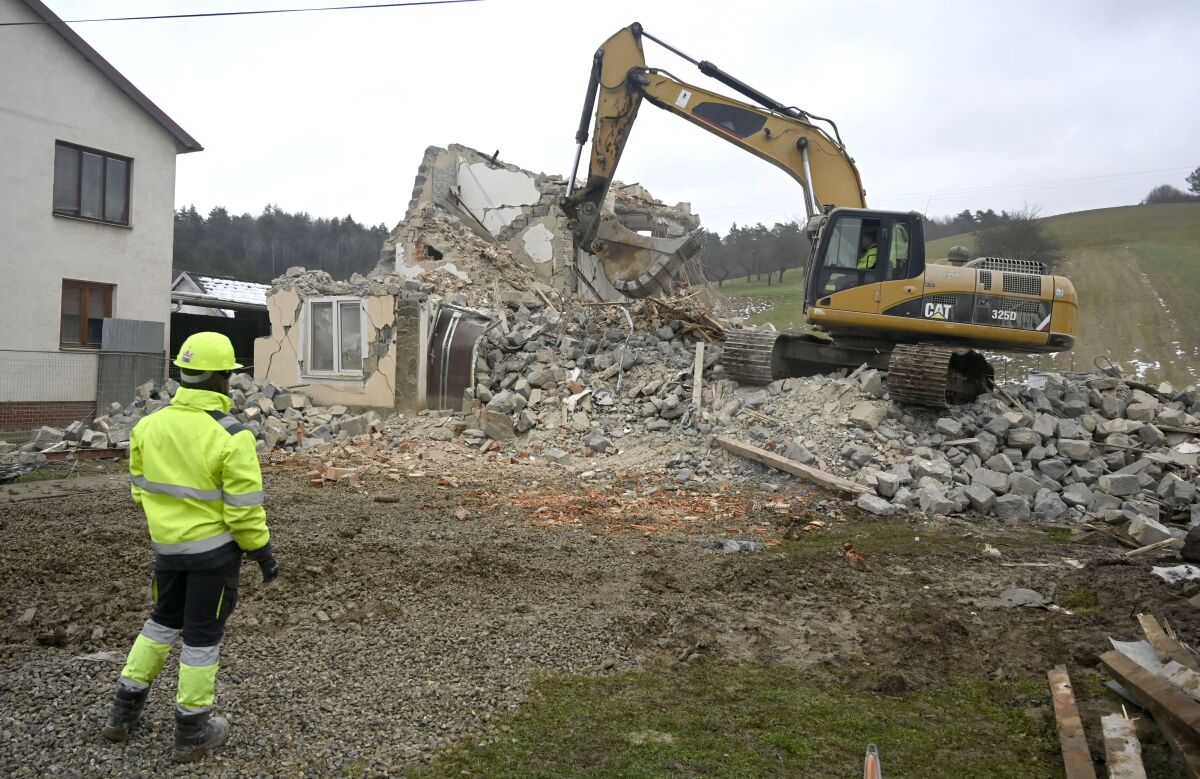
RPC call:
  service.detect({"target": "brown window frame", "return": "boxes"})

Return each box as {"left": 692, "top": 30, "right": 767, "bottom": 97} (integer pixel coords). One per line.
{"left": 52, "top": 141, "right": 132, "bottom": 226}
{"left": 60, "top": 280, "right": 114, "bottom": 349}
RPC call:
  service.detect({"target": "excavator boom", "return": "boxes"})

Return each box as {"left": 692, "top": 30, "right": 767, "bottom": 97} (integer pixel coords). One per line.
{"left": 562, "top": 23, "right": 866, "bottom": 297}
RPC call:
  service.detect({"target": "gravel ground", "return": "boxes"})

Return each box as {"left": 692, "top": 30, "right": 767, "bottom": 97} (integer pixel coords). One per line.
{"left": 3, "top": 462, "right": 1200, "bottom": 776}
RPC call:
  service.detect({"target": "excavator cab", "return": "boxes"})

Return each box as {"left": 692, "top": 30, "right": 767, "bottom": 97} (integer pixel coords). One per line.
{"left": 805, "top": 208, "right": 926, "bottom": 314}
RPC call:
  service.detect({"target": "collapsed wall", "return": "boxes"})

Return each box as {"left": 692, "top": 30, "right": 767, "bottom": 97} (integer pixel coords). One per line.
{"left": 382, "top": 144, "right": 700, "bottom": 302}
{"left": 252, "top": 269, "right": 425, "bottom": 412}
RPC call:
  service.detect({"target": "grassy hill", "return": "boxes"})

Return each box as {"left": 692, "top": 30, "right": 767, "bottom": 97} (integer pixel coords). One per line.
{"left": 717, "top": 203, "right": 1200, "bottom": 386}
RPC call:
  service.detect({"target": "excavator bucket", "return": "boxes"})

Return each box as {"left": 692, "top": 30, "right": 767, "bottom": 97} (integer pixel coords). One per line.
{"left": 590, "top": 212, "right": 702, "bottom": 298}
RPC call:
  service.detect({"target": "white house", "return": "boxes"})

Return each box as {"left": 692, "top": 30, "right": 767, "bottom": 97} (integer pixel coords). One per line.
{"left": 0, "top": 0, "right": 201, "bottom": 433}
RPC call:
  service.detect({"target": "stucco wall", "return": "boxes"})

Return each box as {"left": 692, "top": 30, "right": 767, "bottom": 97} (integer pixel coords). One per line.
{"left": 0, "top": 0, "right": 182, "bottom": 399}
{"left": 254, "top": 289, "right": 412, "bottom": 410}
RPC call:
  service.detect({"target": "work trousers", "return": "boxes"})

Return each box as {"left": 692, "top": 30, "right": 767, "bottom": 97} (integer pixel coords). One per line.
{"left": 117, "top": 559, "right": 241, "bottom": 713}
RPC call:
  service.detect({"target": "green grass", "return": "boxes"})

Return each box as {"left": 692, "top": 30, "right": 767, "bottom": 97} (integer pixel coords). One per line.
{"left": 718, "top": 274, "right": 809, "bottom": 329}
{"left": 416, "top": 663, "right": 1058, "bottom": 778}
{"left": 718, "top": 203, "right": 1200, "bottom": 385}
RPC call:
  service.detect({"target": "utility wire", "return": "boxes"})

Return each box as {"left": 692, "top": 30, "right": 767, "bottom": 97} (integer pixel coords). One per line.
{"left": 0, "top": 0, "right": 482, "bottom": 26}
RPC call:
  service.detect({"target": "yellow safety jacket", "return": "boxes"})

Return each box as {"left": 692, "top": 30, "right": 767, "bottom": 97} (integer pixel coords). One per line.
{"left": 857, "top": 244, "right": 878, "bottom": 270}
{"left": 130, "top": 387, "right": 270, "bottom": 570}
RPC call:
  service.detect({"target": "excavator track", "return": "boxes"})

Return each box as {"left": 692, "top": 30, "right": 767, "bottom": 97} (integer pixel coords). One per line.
{"left": 887, "top": 344, "right": 994, "bottom": 408}
{"left": 722, "top": 330, "right": 781, "bottom": 385}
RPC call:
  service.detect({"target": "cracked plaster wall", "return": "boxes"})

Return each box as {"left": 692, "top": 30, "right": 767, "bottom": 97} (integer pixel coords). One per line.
{"left": 254, "top": 289, "right": 419, "bottom": 411}
{"left": 392, "top": 144, "right": 703, "bottom": 302}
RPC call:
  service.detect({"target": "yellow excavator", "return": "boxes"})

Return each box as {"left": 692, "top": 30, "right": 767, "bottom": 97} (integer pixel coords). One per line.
{"left": 560, "top": 23, "right": 1079, "bottom": 407}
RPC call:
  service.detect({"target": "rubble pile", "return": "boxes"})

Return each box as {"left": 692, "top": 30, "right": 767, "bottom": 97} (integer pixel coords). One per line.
{"left": 5, "top": 293, "right": 1200, "bottom": 540}
{"left": 0, "top": 376, "right": 384, "bottom": 467}
{"left": 841, "top": 372, "right": 1200, "bottom": 533}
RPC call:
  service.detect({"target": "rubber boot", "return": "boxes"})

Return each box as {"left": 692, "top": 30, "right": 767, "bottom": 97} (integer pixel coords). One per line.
{"left": 101, "top": 684, "right": 150, "bottom": 741}
{"left": 172, "top": 710, "right": 229, "bottom": 762}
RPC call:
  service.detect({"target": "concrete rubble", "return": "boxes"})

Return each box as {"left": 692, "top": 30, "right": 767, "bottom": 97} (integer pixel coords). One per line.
{"left": 9, "top": 305, "right": 1200, "bottom": 545}
{"left": 4, "top": 141, "right": 1200, "bottom": 545}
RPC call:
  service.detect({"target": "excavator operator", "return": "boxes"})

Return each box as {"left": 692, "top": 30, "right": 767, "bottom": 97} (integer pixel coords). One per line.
{"left": 856, "top": 228, "right": 879, "bottom": 270}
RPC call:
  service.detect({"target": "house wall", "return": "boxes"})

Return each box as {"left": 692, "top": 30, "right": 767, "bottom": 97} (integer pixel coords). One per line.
{"left": 253, "top": 289, "right": 422, "bottom": 412}
{"left": 0, "top": 0, "right": 180, "bottom": 407}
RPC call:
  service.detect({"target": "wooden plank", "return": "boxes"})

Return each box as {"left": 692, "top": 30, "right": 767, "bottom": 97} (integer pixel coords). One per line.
{"left": 1102, "top": 650, "right": 1200, "bottom": 741}
{"left": 691, "top": 343, "right": 704, "bottom": 407}
{"left": 1047, "top": 666, "right": 1099, "bottom": 779}
{"left": 715, "top": 435, "right": 870, "bottom": 495}
{"left": 1126, "top": 538, "right": 1184, "bottom": 558}
{"left": 1138, "top": 614, "right": 1200, "bottom": 673}
{"left": 1101, "top": 713, "right": 1148, "bottom": 779}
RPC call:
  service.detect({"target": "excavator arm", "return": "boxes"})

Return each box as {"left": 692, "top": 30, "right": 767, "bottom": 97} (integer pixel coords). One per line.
{"left": 561, "top": 23, "right": 867, "bottom": 297}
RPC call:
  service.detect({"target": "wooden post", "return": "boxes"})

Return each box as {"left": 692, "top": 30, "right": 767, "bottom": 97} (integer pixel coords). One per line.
{"left": 1047, "top": 665, "right": 1098, "bottom": 779}
{"left": 692, "top": 343, "right": 704, "bottom": 407}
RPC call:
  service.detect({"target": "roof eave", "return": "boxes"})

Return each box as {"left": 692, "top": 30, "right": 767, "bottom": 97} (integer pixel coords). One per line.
{"left": 19, "top": 0, "right": 203, "bottom": 153}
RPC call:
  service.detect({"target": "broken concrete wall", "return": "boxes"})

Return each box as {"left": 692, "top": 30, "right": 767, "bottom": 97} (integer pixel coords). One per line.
{"left": 253, "top": 269, "right": 425, "bottom": 413}
{"left": 385, "top": 144, "right": 701, "bottom": 302}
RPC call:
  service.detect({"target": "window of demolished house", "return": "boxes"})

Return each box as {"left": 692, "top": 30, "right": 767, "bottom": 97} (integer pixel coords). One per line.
{"left": 305, "top": 297, "right": 364, "bottom": 377}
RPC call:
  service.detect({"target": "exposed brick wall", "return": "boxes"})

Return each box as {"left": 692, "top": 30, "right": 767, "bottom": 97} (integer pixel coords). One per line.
{"left": 0, "top": 401, "right": 96, "bottom": 435}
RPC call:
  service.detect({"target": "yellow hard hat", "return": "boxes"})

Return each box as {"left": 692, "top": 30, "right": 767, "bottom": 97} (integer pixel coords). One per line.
{"left": 174, "top": 332, "right": 243, "bottom": 371}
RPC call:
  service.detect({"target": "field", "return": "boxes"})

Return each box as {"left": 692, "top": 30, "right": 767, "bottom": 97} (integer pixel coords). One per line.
{"left": 4, "top": 459, "right": 1197, "bottom": 777}
{"left": 720, "top": 203, "right": 1200, "bottom": 385}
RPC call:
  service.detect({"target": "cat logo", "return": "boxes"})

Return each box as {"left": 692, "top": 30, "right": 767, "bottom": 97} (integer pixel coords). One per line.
{"left": 924, "top": 302, "right": 953, "bottom": 320}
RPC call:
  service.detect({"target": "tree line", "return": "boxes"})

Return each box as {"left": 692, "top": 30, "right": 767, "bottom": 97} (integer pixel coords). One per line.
{"left": 173, "top": 205, "right": 390, "bottom": 283}
{"left": 1141, "top": 166, "right": 1200, "bottom": 204}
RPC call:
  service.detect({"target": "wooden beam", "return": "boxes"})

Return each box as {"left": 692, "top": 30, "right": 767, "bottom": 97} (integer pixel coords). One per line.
{"left": 1138, "top": 614, "right": 1200, "bottom": 673}
{"left": 1101, "top": 713, "right": 1147, "bottom": 779}
{"left": 692, "top": 343, "right": 704, "bottom": 407}
{"left": 715, "top": 435, "right": 871, "bottom": 495}
{"left": 1126, "top": 538, "right": 1184, "bottom": 559}
{"left": 1102, "top": 650, "right": 1200, "bottom": 742}
{"left": 1047, "top": 666, "right": 1098, "bottom": 779}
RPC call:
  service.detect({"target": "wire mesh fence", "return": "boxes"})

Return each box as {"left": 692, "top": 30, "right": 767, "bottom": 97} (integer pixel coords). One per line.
{"left": 0, "top": 349, "right": 167, "bottom": 434}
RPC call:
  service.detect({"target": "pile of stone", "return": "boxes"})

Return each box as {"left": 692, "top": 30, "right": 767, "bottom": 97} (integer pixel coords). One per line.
{"left": 842, "top": 372, "right": 1200, "bottom": 537}
{"left": 1, "top": 375, "right": 385, "bottom": 467}
{"left": 414, "top": 299, "right": 724, "bottom": 466}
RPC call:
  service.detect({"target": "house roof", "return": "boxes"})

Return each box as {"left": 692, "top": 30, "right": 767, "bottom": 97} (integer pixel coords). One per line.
{"left": 172, "top": 271, "right": 269, "bottom": 307}
{"left": 18, "top": 0, "right": 202, "bottom": 153}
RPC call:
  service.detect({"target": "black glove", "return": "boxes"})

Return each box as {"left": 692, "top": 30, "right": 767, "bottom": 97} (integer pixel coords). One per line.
{"left": 248, "top": 543, "right": 280, "bottom": 585}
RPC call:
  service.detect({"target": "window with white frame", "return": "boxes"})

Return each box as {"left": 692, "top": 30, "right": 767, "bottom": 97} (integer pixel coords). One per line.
{"left": 306, "top": 297, "right": 364, "bottom": 376}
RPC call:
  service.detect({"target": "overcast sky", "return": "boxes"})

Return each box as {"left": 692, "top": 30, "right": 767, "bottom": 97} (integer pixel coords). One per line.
{"left": 26, "top": 0, "right": 1200, "bottom": 234}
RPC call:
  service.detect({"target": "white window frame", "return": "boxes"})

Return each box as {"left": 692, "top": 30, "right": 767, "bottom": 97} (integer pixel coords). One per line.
{"left": 303, "top": 296, "right": 366, "bottom": 378}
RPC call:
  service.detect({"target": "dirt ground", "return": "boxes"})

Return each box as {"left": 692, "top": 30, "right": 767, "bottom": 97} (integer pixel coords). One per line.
{"left": 2, "top": 458, "right": 1198, "bottom": 776}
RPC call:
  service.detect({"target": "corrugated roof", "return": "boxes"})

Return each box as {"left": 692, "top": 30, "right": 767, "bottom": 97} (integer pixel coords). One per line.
{"left": 172, "top": 271, "right": 269, "bottom": 306}
{"left": 17, "top": 0, "right": 202, "bottom": 153}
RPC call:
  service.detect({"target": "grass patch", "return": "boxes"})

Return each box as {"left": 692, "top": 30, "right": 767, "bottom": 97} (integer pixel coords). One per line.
{"left": 1058, "top": 588, "right": 1099, "bottom": 615}
{"left": 417, "top": 663, "right": 1058, "bottom": 778}
{"left": 1043, "top": 528, "right": 1074, "bottom": 545}
{"left": 718, "top": 274, "right": 810, "bottom": 330}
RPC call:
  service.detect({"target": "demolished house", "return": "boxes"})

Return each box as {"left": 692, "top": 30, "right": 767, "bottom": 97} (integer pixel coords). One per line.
{"left": 252, "top": 143, "right": 702, "bottom": 414}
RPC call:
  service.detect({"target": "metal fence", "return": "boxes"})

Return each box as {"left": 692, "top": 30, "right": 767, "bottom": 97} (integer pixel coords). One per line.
{"left": 0, "top": 349, "right": 167, "bottom": 433}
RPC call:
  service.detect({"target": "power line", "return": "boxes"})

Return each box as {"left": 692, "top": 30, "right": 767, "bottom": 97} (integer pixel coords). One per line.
{"left": 0, "top": 0, "right": 483, "bottom": 26}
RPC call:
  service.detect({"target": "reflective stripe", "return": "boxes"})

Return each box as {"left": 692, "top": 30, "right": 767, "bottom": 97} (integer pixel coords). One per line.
{"left": 151, "top": 532, "right": 234, "bottom": 556}
{"left": 118, "top": 677, "right": 148, "bottom": 692}
{"left": 215, "top": 415, "right": 239, "bottom": 430}
{"left": 140, "top": 618, "right": 180, "bottom": 645}
{"left": 181, "top": 643, "right": 220, "bottom": 667}
{"left": 224, "top": 491, "right": 264, "bottom": 507}
{"left": 176, "top": 704, "right": 211, "bottom": 715}
{"left": 132, "top": 475, "right": 222, "bottom": 502}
